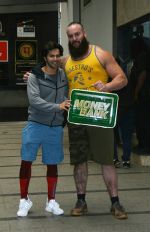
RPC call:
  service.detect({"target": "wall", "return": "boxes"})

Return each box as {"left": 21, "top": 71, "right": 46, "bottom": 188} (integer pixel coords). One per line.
{"left": 80, "top": 0, "right": 113, "bottom": 52}
{"left": 59, "top": 0, "right": 73, "bottom": 55}
{"left": 60, "top": 0, "right": 113, "bottom": 54}
{"left": 117, "top": 0, "right": 150, "bottom": 26}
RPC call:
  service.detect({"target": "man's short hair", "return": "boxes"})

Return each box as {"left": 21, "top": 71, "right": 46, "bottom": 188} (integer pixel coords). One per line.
{"left": 42, "top": 40, "right": 63, "bottom": 57}
{"left": 67, "top": 21, "right": 84, "bottom": 30}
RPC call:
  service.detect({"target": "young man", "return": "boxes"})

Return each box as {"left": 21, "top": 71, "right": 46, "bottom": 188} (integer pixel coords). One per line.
{"left": 62, "top": 22, "right": 128, "bottom": 219}
{"left": 17, "top": 41, "right": 70, "bottom": 217}
{"left": 24, "top": 22, "right": 128, "bottom": 219}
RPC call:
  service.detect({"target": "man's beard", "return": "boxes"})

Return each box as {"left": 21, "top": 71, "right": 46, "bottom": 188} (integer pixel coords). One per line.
{"left": 68, "top": 37, "right": 89, "bottom": 59}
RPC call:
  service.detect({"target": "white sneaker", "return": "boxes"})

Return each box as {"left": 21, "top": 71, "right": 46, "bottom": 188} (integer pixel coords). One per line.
{"left": 17, "top": 197, "right": 33, "bottom": 217}
{"left": 45, "top": 199, "right": 64, "bottom": 215}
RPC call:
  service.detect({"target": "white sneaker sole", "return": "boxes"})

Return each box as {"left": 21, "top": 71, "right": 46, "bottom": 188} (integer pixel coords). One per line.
{"left": 45, "top": 207, "right": 64, "bottom": 215}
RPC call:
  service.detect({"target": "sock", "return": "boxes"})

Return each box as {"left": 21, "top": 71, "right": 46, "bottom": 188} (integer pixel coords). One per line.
{"left": 111, "top": 196, "right": 119, "bottom": 205}
{"left": 20, "top": 179, "right": 30, "bottom": 199}
{"left": 77, "top": 194, "right": 86, "bottom": 202}
{"left": 19, "top": 160, "right": 32, "bottom": 199}
{"left": 47, "top": 165, "right": 58, "bottom": 201}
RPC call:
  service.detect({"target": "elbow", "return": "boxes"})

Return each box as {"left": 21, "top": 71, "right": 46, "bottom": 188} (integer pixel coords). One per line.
{"left": 121, "top": 75, "right": 128, "bottom": 88}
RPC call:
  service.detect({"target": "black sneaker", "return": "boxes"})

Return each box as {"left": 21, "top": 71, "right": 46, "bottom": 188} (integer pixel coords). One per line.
{"left": 71, "top": 199, "right": 88, "bottom": 216}
{"left": 111, "top": 201, "right": 128, "bottom": 219}
{"left": 113, "top": 159, "right": 121, "bottom": 168}
{"left": 122, "top": 161, "right": 130, "bottom": 168}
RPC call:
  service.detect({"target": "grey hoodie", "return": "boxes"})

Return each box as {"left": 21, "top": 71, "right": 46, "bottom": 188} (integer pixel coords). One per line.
{"left": 27, "top": 65, "right": 68, "bottom": 126}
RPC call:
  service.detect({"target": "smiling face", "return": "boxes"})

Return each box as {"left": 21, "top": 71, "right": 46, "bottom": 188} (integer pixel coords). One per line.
{"left": 66, "top": 23, "right": 89, "bottom": 59}
{"left": 44, "top": 48, "right": 61, "bottom": 70}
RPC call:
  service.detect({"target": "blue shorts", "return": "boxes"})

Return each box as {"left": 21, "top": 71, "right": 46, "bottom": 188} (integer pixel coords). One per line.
{"left": 21, "top": 121, "right": 64, "bottom": 164}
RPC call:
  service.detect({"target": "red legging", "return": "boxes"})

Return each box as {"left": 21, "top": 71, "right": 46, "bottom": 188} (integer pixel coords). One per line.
{"left": 19, "top": 160, "right": 58, "bottom": 200}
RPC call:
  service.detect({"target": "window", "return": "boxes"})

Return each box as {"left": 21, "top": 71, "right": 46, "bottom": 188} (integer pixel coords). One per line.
{"left": 83, "top": 0, "right": 92, "bottom": 7}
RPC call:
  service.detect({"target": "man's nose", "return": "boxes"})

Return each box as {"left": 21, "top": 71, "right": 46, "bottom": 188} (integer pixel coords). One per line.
{"left": 53, "top": 56, "right": 60, "bottom": 60}
{"left": 72, "top": 35, "right": 78, "bottom": 41}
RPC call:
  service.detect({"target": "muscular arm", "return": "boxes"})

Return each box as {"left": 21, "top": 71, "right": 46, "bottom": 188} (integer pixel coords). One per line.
{"left": 94, "top": 46, "right": 127, "bottom": 92}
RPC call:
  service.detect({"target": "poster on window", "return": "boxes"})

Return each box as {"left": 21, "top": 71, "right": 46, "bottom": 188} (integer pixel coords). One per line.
{"left": 17, "top": 25, "right": 35, "bottom": 37}
{"left": 15, "top": 40, "right": 37, "bottom": 83}
{"left": 0, "top": 40, "right": 8, "bottom": 62}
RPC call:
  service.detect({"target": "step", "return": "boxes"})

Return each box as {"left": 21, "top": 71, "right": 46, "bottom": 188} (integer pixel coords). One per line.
{"left": 131, "top": 153, "right": 150, "bottom": 166}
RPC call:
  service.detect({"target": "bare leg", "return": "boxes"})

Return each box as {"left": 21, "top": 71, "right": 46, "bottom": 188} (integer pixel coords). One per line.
{"left": 101, "top": 165, "right": 118, "bottom": 197}
{"left": 71, "top": 162, "right": 88, "bottom": 216}
{"left": 101, "top": 165, "right": 128, "bottom": 219}
{"left": 73, "top": 162, "right": 88, "bottom": 194}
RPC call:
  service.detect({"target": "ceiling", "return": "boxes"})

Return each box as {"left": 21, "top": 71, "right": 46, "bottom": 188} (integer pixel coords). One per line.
{"left": 0, "top": 0, "right": 67, "bottom": 6}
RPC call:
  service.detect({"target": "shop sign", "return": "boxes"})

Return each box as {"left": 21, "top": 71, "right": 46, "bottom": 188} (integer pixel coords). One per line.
{"left": 15, "top": 40, "right": 37, "bottom": 78}
{"left": 17, "top": 25, "right": 35, "bottom": 37}
{"left": 0, "top": 40, "right": 8, "bottom": 62}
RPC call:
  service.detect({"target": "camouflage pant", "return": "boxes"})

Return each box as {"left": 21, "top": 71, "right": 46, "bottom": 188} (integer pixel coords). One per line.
{"left": 67, "top": 123, "right": 114, "bottom": 165}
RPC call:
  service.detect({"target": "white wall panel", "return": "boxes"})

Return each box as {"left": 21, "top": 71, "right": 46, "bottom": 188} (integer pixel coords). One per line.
{"left": 80, "top": 0, "right": 113, "bottom": 52}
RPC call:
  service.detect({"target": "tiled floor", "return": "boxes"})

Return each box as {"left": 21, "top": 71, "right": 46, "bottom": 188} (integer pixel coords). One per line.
{"left": 0, "top": 121, "right": 150, "bottom": 232}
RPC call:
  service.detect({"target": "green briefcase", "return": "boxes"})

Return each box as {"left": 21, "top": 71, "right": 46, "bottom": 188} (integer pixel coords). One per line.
{"left": 68, "top": 89, "right": 119, "bottom": 128}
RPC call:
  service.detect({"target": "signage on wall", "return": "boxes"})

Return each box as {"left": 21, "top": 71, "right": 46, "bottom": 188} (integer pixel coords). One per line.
{"left": 17, "top": 18, "right": 35, "bottom": 38}
{"left": 16, "top": 40, "right": 37, "bottom": 61}
{"left": 0, "top": 40, "right": 8, "bottom": 62}
{"left": 15, "top": 40, "right": 37, "bottom": 83}
{"left": 17, "top": 25, "right": 35, "bottom": 37}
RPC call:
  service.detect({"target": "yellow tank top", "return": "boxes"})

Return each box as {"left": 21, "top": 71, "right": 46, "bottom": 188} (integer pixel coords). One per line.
{"left": 65, "top": 45, "right": 109, "bottom": 95}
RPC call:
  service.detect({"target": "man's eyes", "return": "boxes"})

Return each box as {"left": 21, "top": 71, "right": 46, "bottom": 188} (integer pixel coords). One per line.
{"left": 69, "top": 33, "right": 80, "bottom": 38}
{"left": 49, "top": 55, "right": 60, "bottom": 58}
